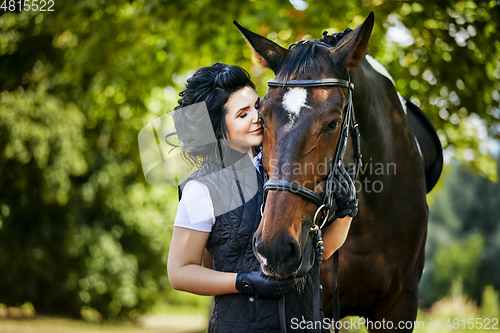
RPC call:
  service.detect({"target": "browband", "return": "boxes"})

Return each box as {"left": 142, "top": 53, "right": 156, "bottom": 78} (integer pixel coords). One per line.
{"left": 268, "top": 78, "right": 354, "bottom": 90}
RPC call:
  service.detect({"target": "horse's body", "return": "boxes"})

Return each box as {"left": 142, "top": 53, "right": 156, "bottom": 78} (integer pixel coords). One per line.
{"left": 235, "top": 12, "right": 442, "bottom": 331}
{"left": 320, "top": 57, "right": 428, "bottom": 325}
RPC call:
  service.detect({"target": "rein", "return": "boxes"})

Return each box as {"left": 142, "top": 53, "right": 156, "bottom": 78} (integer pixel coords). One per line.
{"left": 262, "top": 75, "right": 362, "bottom": 333}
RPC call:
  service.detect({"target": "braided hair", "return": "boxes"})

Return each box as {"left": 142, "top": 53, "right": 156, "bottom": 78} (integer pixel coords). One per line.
{"left": 316, "top": 28, "right": 353, "bottom": 47}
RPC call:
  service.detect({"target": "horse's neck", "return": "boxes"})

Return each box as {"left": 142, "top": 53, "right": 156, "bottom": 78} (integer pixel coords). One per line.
{"left": 352, "top": 61, "right": 399, "bottom": 160}
{"left": 351, "top": 60, "right": 415, "bottom": 205}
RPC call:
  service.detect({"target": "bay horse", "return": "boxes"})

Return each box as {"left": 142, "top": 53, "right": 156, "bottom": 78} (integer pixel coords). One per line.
{"left": 234, "top": 12, "right": 442, "bottom": 331}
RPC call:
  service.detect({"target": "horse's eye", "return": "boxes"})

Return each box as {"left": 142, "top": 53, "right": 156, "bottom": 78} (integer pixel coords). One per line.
{"left": 326, "top": 119, "right": 341, "bottom": 131}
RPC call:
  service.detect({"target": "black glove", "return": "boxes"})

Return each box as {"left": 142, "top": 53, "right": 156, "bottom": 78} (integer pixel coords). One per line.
{"left": 331, "top": 165, "right": 359, "bottom": 219}
{"left": 235, "top": 271, "right": 295, "bottom": 298}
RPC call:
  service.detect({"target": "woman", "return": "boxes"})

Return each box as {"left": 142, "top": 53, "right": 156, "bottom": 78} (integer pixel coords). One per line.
{"left": 167, "top": 63, "right": 356, "bottom": 332}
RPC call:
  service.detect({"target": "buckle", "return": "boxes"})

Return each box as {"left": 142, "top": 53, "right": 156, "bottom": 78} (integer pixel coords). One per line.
{"left": 313, "top": 204, "right": 330, "bottom": 229}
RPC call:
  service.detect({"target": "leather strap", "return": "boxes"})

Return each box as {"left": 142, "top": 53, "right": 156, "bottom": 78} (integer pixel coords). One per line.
{"left": 263, "top": 179, "right": 323, "bottom": 207}
{"left": 279, "top": 294, "right": 287, "bottom": 333}
{"left": 333, "top": 250, "right": 340, "bottom": 333}
{"left": 268, "top": 78, "right": 354, "bottom": 89}
{"left": 312, "top": 229, "right": 324, "bottom": 327}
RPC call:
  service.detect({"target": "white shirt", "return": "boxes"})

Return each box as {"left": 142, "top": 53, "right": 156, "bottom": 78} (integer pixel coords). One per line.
{"left": 174, "top": 151, "right": 262, "bottom": 232}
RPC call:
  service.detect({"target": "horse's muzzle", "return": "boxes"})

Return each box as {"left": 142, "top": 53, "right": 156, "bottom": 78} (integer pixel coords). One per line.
{"left": 252, "top": 222, "right": 316, "bottom": 279}
{"left": 252, "top": 232, "right": 302, "bottom": 278}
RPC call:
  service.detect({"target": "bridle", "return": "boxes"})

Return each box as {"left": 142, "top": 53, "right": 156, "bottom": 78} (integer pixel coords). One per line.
{"left": 261, "top": 75, "right": 362, "bottom": 230}
{"left": 260, "top": 73, "right": 363, "bottom": 333}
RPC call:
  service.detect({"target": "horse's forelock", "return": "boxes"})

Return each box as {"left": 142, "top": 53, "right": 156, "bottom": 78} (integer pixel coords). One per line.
{"left": 277, "top": 43, "right": 322, "bottom": 82}
{"left": 277, "top": 29, "right": 353, "bottom": 82}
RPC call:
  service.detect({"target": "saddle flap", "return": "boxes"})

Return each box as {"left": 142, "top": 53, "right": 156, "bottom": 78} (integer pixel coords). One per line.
{"left": 404, "top": 97, "right": 443, "bottom": 193}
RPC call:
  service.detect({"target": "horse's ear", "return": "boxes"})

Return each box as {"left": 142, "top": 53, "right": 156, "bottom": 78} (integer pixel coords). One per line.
{"left": 233, "top": 21, "right": 289, "bottom": 73}
{"left": 332, "top": 11, "right": 374, "bottom": 70}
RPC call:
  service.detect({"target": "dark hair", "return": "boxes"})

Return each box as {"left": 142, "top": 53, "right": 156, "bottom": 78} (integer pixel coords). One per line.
{"left": 279, "top": 28, "right": 353, "bottom": 82}
{"left": 167, "top": 63, "right": 256, "bottom": 167}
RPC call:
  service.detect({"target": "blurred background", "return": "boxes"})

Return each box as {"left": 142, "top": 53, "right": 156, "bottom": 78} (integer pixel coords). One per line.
{"left": 0, "top": 0, "right": 499, "bottom": 332}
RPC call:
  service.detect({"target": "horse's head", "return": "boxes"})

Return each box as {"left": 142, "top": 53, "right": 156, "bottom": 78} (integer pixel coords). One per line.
{"left": 235, "top": 13, "right": 374, "bottom": 278}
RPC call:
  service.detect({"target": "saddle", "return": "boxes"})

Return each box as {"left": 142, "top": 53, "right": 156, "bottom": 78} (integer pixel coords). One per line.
{"left": 404, "top": 97, "right": 443, "bottom": 193}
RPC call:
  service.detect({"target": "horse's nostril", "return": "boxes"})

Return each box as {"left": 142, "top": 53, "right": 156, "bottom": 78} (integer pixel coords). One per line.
{"left": 283, "top": 238, "right": 300, "bottom": 266}
{"left": 288, "top": 242, "right": 296, "bottom": 260}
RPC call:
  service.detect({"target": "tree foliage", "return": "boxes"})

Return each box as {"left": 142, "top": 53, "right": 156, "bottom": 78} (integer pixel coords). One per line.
{"left": 421, "top": 158, "right": 500, "bottom": 306}
{"left": 0, "top": 0, "right": 499, "bottom": 319}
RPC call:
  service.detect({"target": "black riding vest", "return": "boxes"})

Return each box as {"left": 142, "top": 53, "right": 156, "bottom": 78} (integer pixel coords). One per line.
{"left": 180, "top": 152, "right": 328, "bottom": 333}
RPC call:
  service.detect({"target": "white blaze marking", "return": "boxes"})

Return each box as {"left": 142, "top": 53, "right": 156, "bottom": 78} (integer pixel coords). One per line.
{"left": 282, "top": 88, "right": 309, "bottom": 130}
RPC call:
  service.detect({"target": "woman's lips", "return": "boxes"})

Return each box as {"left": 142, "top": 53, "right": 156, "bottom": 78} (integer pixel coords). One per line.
{"left": 250, "top": 127, "right": 262, "bottom": 134}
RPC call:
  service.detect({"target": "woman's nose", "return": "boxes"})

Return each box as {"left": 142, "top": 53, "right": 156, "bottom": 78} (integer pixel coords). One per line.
{"left": 251, "top": 108, "right": 260, "bottom": 123}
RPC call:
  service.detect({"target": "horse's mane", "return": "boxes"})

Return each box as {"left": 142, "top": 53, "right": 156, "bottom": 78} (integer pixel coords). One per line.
{"left": 279, "top": 28, "right": 353, "bottom": 82}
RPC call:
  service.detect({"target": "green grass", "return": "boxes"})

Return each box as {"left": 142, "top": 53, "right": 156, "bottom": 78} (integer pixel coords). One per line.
{"left": 0, "top": 317, "right": 160, "bottom": 333}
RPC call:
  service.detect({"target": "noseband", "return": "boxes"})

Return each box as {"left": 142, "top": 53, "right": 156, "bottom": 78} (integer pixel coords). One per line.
{"left": 262, "top": 76, "right": 362, "bottom": 229}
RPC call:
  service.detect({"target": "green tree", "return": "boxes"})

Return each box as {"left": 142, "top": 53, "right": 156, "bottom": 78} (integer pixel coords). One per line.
{"left": 422, "top": 156, "right": 500, "bottom": 306}
{"left": 425, "top": 234, "right": 485, "bottom": 303}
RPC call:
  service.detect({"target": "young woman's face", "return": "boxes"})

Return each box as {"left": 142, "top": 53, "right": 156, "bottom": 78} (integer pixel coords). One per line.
{"left": 225, "top": 86, "right": 263, "bottom": 151}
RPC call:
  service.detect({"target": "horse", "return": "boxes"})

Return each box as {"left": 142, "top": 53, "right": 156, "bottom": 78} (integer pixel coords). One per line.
{"left": 234, "top": 12, "right": 443, "bottom": 331}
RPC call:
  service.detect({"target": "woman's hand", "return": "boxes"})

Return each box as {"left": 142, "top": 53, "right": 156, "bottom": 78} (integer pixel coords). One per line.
{"left": 236, "top": 271, "right": 295, "bottom": 298}
{"left": 320, "top": 165, "right": 358, "bottom": 260}
{"left": 331, "top": 165, "right": 359, "bottom": 219}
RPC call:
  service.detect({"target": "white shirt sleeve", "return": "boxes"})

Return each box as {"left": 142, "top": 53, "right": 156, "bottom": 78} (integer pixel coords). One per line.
{"left": 174, "top": 180, "right": 215, "bottom": 232}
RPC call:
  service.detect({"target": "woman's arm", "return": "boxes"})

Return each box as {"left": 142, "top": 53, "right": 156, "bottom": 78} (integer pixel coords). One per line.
{"left": 321, "top": 216, "right": 352, "bottom": 260}
{"left": 167, "top": 226, "right": 238, "bottom": 296}
{"left": 202, "top": 248, "right": 213, "bottom": 270}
